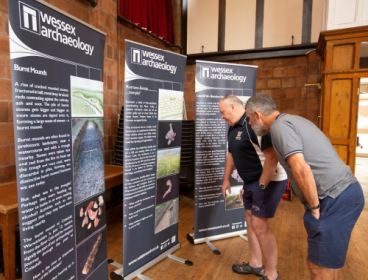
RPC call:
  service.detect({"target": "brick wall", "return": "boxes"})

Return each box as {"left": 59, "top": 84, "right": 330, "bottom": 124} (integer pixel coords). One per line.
{"left": 0, "top": 0, "right": 182, "bottom": 184}
{"left": 184, "top": 51, "right": 321, "bottom": 124}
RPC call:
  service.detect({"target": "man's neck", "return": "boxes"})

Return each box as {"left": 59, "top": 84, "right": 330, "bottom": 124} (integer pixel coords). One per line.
{"left": 234, "top": 109, "right": 246, "bottom": 125}
{"left": 267, "top": 111, "right": 281, "bottom": 127}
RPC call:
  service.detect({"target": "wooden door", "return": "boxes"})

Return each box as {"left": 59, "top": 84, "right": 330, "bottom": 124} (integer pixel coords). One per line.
{"left": 322, "top": 74, "right": 359, "bottom": 173}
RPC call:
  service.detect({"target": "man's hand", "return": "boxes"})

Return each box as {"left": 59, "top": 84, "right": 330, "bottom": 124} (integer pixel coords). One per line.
{"left": 310, "top": 209, "right": 320, "bottom": 220}
{"left": 222, "top": 180, "right": 231, "bottom": 198}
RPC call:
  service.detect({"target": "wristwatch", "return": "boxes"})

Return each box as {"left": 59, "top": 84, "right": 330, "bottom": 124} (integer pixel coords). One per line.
{"left": 259, "top": 183, "right": 266, "bottom": 190}
{"left": 305, "top": 203, "right": 320, "bottom": 211}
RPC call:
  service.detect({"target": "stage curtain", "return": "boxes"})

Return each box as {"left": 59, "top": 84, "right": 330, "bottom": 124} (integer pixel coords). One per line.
{"left": 119, "top": 0, "right": 175, "bottom": 44}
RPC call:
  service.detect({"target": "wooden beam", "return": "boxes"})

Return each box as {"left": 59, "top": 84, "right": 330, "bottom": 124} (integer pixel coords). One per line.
{"left": 255, "top": 0, "right": 264, "bottom": 49}
{"left": 302, "top": 0, "right": 313, "bottom": 44}
{"left": 218, "top": 0, "right": 226, "bottom": 52}
{"left": 181, "top": 0, "right": 188, "bottom": 55}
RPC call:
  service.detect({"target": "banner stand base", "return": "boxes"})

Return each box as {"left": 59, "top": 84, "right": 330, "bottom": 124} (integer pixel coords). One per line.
{"left": 109, "top": 243, "right": 193, "bottom": 280}
{"left": 187, "top": 229, "right": 248, "bottom": 254}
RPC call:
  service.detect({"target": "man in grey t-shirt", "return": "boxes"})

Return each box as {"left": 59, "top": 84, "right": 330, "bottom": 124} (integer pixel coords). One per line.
{"left": 245, "top": 92, "right": 364, "bottom": 280}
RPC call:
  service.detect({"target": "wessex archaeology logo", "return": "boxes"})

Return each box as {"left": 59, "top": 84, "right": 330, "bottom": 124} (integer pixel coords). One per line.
{"left": 200, "top": 66, "right": 247, "bottom": 83}
{"left": 19, "top": 2, "right": 40, "bottom": 34}
{"left": 130, "top": 47, "right": 177, "bottom": 74}
{"left": 18, "top": 2, "right": 95, "bottom": 55}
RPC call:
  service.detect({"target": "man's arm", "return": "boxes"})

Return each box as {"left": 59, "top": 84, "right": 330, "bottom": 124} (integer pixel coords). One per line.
{"left": 286, "top": 153, "right": 320, "bottom": 219}
{"left": 259, "top": 146, "right": 279, "bottom": 186}
{"left": 222, "top": 152, "right": 235, "bottom": 198}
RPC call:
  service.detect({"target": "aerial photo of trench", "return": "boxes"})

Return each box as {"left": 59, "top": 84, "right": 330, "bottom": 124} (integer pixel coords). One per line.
{"left": 154, "top": 198, "right": 179, "bottom": 234}
{"left": 225, "top": 186, "right": 244, "bottom": 210}
{"left": 157, "top": 148, "right": 181, "bottom": 178}
{"left": 72, "top": 118, "right": 104, "bottom": 204}
{"left": 71, "top": 76, "right": 103, "bottom": 117}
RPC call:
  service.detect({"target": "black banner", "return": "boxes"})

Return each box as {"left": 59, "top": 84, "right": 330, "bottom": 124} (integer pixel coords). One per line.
{"left": 194, "top": 61, "right": 257, "bottom": 239}
{"left": 123, "top": 41, "right": 186, "bottom": 277}
{"left": 8, "top": 0, "right": 107, "bottom": 279}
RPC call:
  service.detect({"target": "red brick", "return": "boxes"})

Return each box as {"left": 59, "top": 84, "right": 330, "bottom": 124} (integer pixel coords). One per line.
{"left": 66, "top": 2, "right": 84, "bottom": 21}
{"left": 0, "top": 145, "right": 10, "bottom": 165}
{"left": 0, "top": 57, "right": 5, "bottom": 78}
{"left": 184, "top": 91, "right": 195, "bottom": 102}
{"left": 106, "top": 14, "right": 113, "bottom": 30}
{"left": 107, "top": 75, "right": 113, "bottom": 90}
{"left": 111, "top": 120, "right": 118, "bottom": 135}
{"left": 103, "top": 89, "right": 110, "bottom": 104}
{"left": 261, "top": 89, "right": 273, "bottom": 97}
{"left": 90, "top": 10, "right": 101, "bottom": 27}
{"left": 110, "top": 0, "right": 118, "bottom": 15}
{"left": 308, "top": 62, "right": 320, "bottom": 75}
{"left": 280, "top": 100, "right": 294, "bottom": 110}
{"left": 4, "top": 13, "right": 8, "bottom": 35}
{"left": 282, "top": 57, "right": 296, "bottom": 66}
{"left": 267, "top": 58, "right": 282, "bottom": 67}
{"left": 285, "top": 110, "right": 301, "bottom": 116}
{"left": 253, "top": 59, "right": 267, "bottom": 67}
{"left": 184, "top": 82, "right": 194, "bottom": 92}
{"left": 256, "top": 79, "right": 268, "bottom": 90}
{"left": 110, "top": 90, "right": 118, "bottom": 104}
{"left": 108, "top": 135, "right": 114, "bottom": 150}
{"left": 306, "top": 87, "right": 318, "bottom": 98}
{"left": 306, "top": 110, "right": 318, "bottom": 122}
{"left": 0, "top": 80, "right": 11, "bottom": 100}
{"left": 288, "top": 65, "right": 307, "bottom": 77}
{"left": 186, "top": 72, "right": 195, "bottom": 82}
{"left": 104, "top": 137, "right": 108, "bottom": 151}
{"left": 0, "top": 101, "right": 8, "bottom": 122}
{"left": 300, "top": 110, "right": 306, "bottom": 118}
{"left": 294, "top": 99, "right": 306, "bottom": 110}
{"left": 273, "top": 67, "right": 287, "bottom": 77}
{"left": 113, "top": 76, "right": 118, "bottom": 90}
{"left": 104, "top": 120, "right": 111, "bottom": 135}
{"left": 301, "top": 88, "right": 307, "bottom": 98}
{"left": 8, "top": 101, "right": 12, "bottom": 122}
{"left": 295, "top": 56, "right": 308, "bottom": 64}
{"left": 101, "top": 0, "right": 110, "bottom": 13}
{"left": 6, "top": 58, "right": 11, "bottom": 79}
{"left": 0, "top": 123, "right": 13, "bottom": 144}
{"left": 10, "top": 144, "right": 14, "bottom": 164}
{"left": 273, "top": 89, "right": 286, "bottom": 99}
{"left": 107, "top": 105, "right": 113, "bottom": 120}
{"left": 0, "top": 12, "right": 3, "bottom": 34}
{"left": 307, "top": 98, "right": 318, "bottom": 110}
{"left": 107, "top": 45, "right": 112, "bottom": 59}
{"left": 240, "top": 60, "right": 254, "bottom": 65}
{"left": 296, "top": 76, "right": 307, "bottom": 87}
{"left": 0, "top": 35, "right": 9, "bottom": 56}
{"left": 185, "top": 101, "right": 195, "bottom": 111}
{"left": 104, "top": 151, "right": 112, "bottom": 165}
{"left": 286, "top": 88, "right": 301, "bottom": 99}
{"left": 307, "top": 75, "right": 319, "bottom": 84}
{"left": 307, "top": 51, "right": 320, "bottom": 62}
{"left": 259, "top": 67, "right": 273, "bottom": 78}
{"left": 282, "top": 78, "right": 296, "bottom": 88}
{"left": 49, "top": 0, "right": 67, "bottom": 10}
{"left": 0, "top": 165, "right": 16, "bottom": 184}
{"left": 268, "top": 79, "right": 281, "bottom": 89}
{"left": 187, "top": 111, "right": 195, "bottom": 120}
{"left": 0, "top": 0, "right": 8, "bottom": 13}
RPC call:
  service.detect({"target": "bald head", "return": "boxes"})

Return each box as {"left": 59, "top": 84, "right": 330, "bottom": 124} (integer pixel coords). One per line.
{"left": 219, "top": 95, "right": 246, "bottom": 126}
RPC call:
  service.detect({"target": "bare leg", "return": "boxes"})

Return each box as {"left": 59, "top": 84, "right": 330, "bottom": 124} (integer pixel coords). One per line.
{"left": 245, "top": 210, "right": 264, "bottom": 270}
{"left": 307, "top": 259, "right": 338, "bottom": 280}
{"left": 251, "top": 215, "right": 278, "bottom": 280}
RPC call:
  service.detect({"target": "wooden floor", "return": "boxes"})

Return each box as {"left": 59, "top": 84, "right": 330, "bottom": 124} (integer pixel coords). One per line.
{"left": 106, "top": 195, "right": 368, "bottom": 280}
{"left": 2, "top": 195, "right": 367, "bottom": 280}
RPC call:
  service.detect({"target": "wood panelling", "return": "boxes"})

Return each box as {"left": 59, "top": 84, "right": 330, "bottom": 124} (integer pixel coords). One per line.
{"left": 329, "top": 79, "right": 352, "bottom": 138}
{"left": 332, "top": 144, "right": 349, "bottom": 164}
{"left": 332, "top": 44, "right": 355, "bottom": 71}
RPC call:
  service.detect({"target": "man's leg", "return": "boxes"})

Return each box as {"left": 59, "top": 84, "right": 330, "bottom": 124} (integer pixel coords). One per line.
{"left": 245, "top": 209, "right": 264, "bottom": 271}
{"left": 251, "top": 215, "right": 278, "bottom": 280}
{"left": 307, "top": 259, "right": 338, "bottom": 280}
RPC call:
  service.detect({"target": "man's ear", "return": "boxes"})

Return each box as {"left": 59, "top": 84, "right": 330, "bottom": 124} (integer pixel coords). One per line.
{"left": 254, "top": 110, "right": 261, "bottom": 121}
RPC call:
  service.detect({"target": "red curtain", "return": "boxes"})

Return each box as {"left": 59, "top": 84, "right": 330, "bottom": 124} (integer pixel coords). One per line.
{"left": 119, "top": 0, "right": 175, "bottom": 44}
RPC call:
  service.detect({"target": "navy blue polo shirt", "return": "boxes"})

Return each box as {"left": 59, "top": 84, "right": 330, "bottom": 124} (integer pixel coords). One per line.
{"left": 228, "top": 112, "right": 273, "bottom": 184}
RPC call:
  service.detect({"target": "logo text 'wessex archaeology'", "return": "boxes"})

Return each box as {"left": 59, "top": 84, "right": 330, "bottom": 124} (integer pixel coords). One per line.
{"left": 201, "top": 66, "right": 247, "bottom": 83}
{"left": 19, "top": 2, "right": 95, "bottom": 55}
{"left": 131, "top": 48, "right": 177, "bottom": 74}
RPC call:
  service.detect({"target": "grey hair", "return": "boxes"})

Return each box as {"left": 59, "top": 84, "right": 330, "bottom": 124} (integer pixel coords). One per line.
{"left": 246, "top": 92, "right": 278, "bottom": 116}
{"left": 221, "top": 94, "right": 244, "bottom": 107}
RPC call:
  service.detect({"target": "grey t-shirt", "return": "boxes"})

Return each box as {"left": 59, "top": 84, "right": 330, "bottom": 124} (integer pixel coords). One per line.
{"left": 270, "top": 114, "right": 356, "bottom": 204}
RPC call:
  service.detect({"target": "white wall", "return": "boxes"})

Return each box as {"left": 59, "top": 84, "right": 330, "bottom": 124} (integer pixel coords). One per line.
{"left": 187, "top": 0, "right": 219, "bottom": 54}
{"left": 225, "top": 0, "right": 256, "bottom": 51}
{"left": 324, "top": 0, "right": 368, "bottom": 30}
{"left": 263, "top": 0, "right": 303, "bottom": 48}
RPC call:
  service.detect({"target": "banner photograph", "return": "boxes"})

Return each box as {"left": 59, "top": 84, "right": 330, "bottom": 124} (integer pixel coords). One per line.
{"left": 8, "top": 0, "right": 107, "bottom": 279}
{"left": 122, "top": 40, "right": 187, "bottom": 278}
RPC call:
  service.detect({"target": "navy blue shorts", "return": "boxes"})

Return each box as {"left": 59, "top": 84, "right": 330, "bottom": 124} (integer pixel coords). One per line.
{"left": 304, "top": 181, "right": 364, "bottom": 269}
{"left": 242, "top": 180, "right": 287, "bottom": 218}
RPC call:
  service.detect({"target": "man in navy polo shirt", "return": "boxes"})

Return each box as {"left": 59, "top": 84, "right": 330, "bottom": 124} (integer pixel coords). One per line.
{"left": 219, "top": 95, "right": 287, "bottom": 280}
{"left": 245, "top": 92, "right": 364, "bottom": 280}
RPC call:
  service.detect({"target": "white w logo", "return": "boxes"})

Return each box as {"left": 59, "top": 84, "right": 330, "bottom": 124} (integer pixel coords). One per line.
{"left": 19, "top": 2, "right": 40, "bottom": 35}
{"left": 131, "top": 48, "right": 141, "bottom": 64}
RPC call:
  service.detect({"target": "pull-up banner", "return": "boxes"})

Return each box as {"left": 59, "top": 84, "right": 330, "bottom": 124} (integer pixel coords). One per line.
{"left": 193, "top": 61, "right": 257, "bottom": 241}
{"left": 123, "top": 41, "right": 187, "bottom": 278}
{"left": 8, "top": 0, "right": 108, "bottom": 279}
